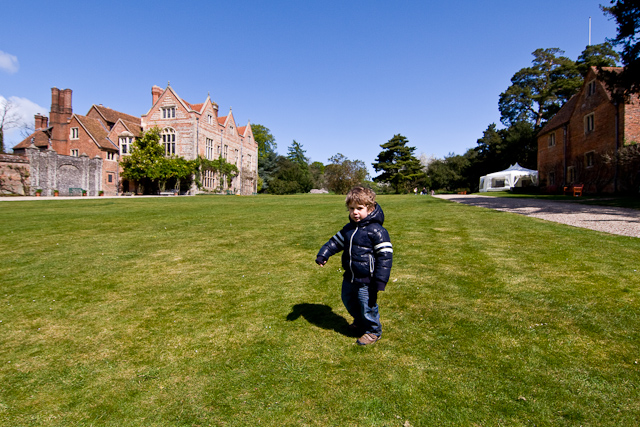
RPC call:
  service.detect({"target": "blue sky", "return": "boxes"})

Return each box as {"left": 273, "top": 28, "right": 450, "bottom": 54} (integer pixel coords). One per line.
{"left": 0, "top": 0, "right": 619, "bottom": 176}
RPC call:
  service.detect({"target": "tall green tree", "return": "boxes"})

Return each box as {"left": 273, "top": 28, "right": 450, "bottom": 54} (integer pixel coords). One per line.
{"left": 426, "top": 153, "right": 472, "bottom": 192}
{"left": 602, "top": 1, "right": 640, "bottom": 96}
{"left": 324, "top": 153, "right": 368, "bottom": 194}
{"left": 252, "top": 124, "right": 277, "bottom": 161}
{"left": 499, "top": 48, "right": 581, "bottom": 128}
{"left": 257, "top": 150, "right": 279, "bottom": 193}
{"left": 372, "top": 134, "right": 424, "bottom": 194}
{"left": 287, "top": 140, "right": 309, "bottom": 167}
{"left": 252, "top": 124, "right": 278, "bottom": 192}
{"left": 121, "top": 127, "right": 197, "bottom": 194}
{"left": 268, "top": 156, "right": 313, "bottom": 194}
{"left": 120, "top": 127, "right": 165, "bottom": 193}
{"left": 575, "top": 42, "right": 620, "bottom": 76}
{"left": 309, "top": 161, "right": 325, "bottom": 189}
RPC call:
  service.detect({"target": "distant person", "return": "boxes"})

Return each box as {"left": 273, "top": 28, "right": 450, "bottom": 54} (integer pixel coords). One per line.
{"left": 315, "top": 186, "right": 393, "bottom": 345}
{"left": 414, "top": 187, "right": 418, "bottom": 195}
{"left": 431, "top": 190, "right": 435, "bottom": 196}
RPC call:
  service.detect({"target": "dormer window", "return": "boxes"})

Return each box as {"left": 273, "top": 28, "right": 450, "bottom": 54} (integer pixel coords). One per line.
{"left": 162, "top": 106, "right": 176, "bottom": 119}
{"left": 587, "top": 80, "right": 597, "bottom": 97}
{"left": 71, "top": 127, "right": 79, "bottom": 139}
{"left": 207, "top": 114, "right": 213, "bottom": 125}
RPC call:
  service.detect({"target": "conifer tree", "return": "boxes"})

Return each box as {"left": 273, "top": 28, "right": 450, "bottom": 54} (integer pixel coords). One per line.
{"left": 372, "top": 134, "right": 424, "bottom": 193}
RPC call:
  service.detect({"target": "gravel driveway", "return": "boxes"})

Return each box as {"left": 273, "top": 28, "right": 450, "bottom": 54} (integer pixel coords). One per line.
{"left": 435, "top": 194, "right": 640, "bottom": 238}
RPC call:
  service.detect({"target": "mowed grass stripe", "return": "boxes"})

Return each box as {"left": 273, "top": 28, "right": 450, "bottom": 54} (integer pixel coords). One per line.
{"left": 0, "top": 195, "right": 638, "bottom": 426}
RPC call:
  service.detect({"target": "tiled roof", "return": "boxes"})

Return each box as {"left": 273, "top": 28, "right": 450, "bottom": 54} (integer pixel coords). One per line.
{"left": 13, "top": 129, "right": 51, "bottom": 150}
{"left": 76, "top": 115, "right": 119, "bottom": 151}
{"left": 538, "top": 67, "right": 624, "bottom": 136}
{"left": 218, "top": 116, "right": 227, "bottom": 125}
{"left": 119, "top": 119, "right": 142, "bottom": 136}
{"left": 237, "top": 126, "right": 246, "bottom": 135}
{"left": 92, "top": 105, "right": 141, "bottom": 127}
{"left": 190, "top": 103, "right": 204, "bottom": 112}
{"left": 538, "top": 94, "right": 579, "bottom": 135}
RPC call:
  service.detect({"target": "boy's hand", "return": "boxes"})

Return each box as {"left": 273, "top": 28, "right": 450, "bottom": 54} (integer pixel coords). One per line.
{"left": 315, "top": 256, "right": 327, "bottom": 267}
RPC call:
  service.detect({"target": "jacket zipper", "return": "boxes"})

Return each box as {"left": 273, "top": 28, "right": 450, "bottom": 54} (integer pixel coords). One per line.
{"left": 369, "top": 254, "right": 374, "bottom": 276}
{"left": 349, "top": 227, "right": 358, "bottom": 283}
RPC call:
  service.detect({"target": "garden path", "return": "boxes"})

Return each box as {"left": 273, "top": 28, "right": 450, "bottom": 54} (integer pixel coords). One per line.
{"left": 435, "top": 194, "right": 640, "bottom": 238}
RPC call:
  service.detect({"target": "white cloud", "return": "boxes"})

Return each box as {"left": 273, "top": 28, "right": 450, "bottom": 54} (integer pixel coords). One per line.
{"left": 1, "top": 95, "right": 47, "bottom": 150}
{"left": 0, "top": 50, "right": 19, "bottom": 74}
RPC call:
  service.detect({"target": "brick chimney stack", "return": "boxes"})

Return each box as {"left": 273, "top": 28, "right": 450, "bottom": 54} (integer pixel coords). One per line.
{"left": 62, "top": 88, "right": 72, "bottom": 115}
{"left": 152, "top": 85, "right": 163, "bottom": 105}
{"left": 34, "top": 114, "right": 49, "bottom": 130}
{"left": 49, "top": 87, "right": 73, "bottom": 153}
{"left": 50, "top": 87, "right": 73, "bottom": 121}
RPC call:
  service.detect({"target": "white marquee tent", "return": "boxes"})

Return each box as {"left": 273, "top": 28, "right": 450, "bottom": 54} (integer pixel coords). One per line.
{"left": 479, "top": 163, "right": 538, "bottom": 192}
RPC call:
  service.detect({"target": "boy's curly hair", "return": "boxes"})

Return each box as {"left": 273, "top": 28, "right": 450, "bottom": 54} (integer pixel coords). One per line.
{"left": 345, "top": 186, "right": 376, "bottom": 210}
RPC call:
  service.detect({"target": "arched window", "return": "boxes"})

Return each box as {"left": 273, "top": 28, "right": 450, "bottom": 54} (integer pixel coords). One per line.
{"left": 162, "top": 128, "right": 176, "bottom": 156}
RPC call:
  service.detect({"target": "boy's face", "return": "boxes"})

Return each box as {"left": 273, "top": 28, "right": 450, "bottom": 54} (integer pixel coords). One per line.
{"left": 348, "top": 202, "right": 372, "bottom": 223}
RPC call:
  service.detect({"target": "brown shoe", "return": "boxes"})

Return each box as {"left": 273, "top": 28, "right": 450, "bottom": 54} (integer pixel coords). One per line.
{"left": 356, "top": 333, "right": 380, "bottom": 346}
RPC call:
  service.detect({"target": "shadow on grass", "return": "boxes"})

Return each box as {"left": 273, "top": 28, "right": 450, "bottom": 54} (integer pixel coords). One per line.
{"left": 286, "top": 303, "right": 352, "bottom": 337}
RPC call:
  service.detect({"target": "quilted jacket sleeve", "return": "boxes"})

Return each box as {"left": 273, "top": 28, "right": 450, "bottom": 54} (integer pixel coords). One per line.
{"left": 317, "top": 227, "right": 346, "bottom": 262}
{"left": 370, "top": 225, "right": 393, "bottom": 290}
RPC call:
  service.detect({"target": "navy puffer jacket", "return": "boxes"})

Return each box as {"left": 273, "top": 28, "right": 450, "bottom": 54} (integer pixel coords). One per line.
{"left": 317, "top": 203, "right": 393, "bottom": 290}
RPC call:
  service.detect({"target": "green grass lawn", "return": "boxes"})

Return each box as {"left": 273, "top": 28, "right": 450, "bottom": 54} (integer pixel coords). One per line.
{"left": 1, "top": 195, "right": 639, "bottom": 426}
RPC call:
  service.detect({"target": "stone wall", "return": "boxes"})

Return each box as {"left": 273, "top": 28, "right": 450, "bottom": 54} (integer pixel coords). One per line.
{"left": 0, "top": 154, "right": 30, "bottom": 195}
{"left": 23, "top": 146, "right": 103, "bottom": 196}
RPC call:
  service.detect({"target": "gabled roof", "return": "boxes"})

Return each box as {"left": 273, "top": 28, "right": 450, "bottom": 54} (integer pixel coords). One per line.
{"left": 538, "top": 66, "right": 624, "bottom": 136}
{"left": 144, "top": 85, "right": 193, "bottom": 117}
{"left": 74, "top": 115, "right": 119, "bottom": 151}
{"left": 112, "top": 118, "right": 142, "bottom": 137}
{"left": 91, "top": 105, "right": 141, "bottom": 127}
{"left": 538, "top": 94, "right": 580, "bottom": 135}
{"left": 13, "top": 128, "right": 51, "bottom": 150}
{"left": 218, "top": 109, "right": 238, "bottom": 130}
{"left": 189, "top": 102, "right": 204, "bottom": 112}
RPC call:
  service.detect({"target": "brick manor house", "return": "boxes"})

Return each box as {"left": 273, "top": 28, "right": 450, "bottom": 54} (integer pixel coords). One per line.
{"left": 10, "top": 86, "right": 258, "bottom": 196}
{"left": 537, "top": 67, "right": 640, "bottom": 194}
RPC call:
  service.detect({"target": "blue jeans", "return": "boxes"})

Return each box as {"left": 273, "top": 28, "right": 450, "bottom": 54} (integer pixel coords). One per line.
{"left": 341, "top": 279, "right": 381, "bottom": 336}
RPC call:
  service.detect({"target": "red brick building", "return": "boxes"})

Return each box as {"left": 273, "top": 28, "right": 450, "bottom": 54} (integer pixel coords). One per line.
{"left": 141, "top": 85, "right": 257, "bottom": 195}
{"left": 537, "top": 67, "right": 640, "bottom": 193}
{"left": 13, "top": 85, "right": 258, "bottom": 195}
{"left": 14, "top": 88, "right": 142, "bottom": 196}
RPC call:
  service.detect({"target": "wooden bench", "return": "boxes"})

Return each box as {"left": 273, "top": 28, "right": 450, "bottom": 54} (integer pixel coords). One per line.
{"left": 159, "top": 190, "right": 178, "bottom": 196}
{"left": 572, "top": 184, "right": 583, "bottom": 197}
{"left": 563, "top": 184, "right": 583, "bottom": 197}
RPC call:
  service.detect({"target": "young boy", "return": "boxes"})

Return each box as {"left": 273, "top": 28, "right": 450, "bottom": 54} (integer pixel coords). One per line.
{"left": 316, "top": 186, "right": 393, "bottom": 345}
